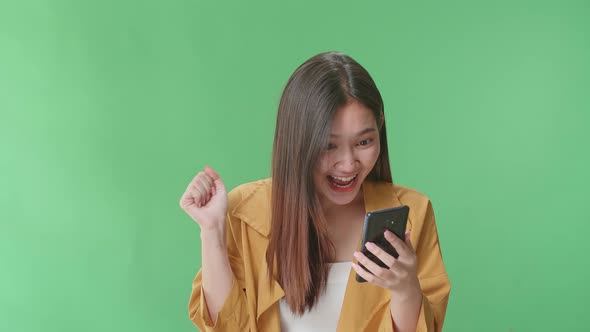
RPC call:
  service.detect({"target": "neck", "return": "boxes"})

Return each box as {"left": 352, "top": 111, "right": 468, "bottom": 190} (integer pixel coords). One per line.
{"left": 320, "top": 188, "right": 365, "bottom": 223}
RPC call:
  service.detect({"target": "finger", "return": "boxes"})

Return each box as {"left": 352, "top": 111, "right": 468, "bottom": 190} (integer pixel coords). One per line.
{"left": 187, "top": 190, "right": 201, "bottom": 208}
{"left": 183, "top": 177, "right": 205, "bottom": 208}
{"left": 204, "top": 166, "right": 226, "bottom": 192}
{"left": 353, "top": 250, "right": 389, "bottom": 281}
{"left": 196, "top": 176, "right": 215, "bottom": 206}
{"left": 204, "top": 166, "right": 220, "bottom": 182}
{"left": 384, "top": 230, "right": 411, "bottom": 258}
{"left": 351, "top": 262, "right": 388, "bottom": 288}
{"left": 185, "top": 171, "right": 204, "bottom": 194}
{"left": 199, "top": 171, "right": 214, "bottom": 189}
{"left": 191, "top": 187, "right": 204, "bottom": 208}
{"left": 192, "top": 181, "right": 208, "bottom": 206}
{"left": 364, "top": 241, "right": 396, "bottom": 268}
{"left": 179, "top": 191, "right": 197, "bottom": 209}
{"left": 196, "top": 175, "right": 213, "bottom": 195}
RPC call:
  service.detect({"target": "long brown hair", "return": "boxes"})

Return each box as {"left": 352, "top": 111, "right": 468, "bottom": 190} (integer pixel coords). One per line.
{"left": 267, "top": 51, "right": 392, "bottom": 315}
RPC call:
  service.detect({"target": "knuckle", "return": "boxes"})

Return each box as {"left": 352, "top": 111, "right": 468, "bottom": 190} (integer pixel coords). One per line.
{"left": 374, "top": 269, "right": 386, "bottom": 278}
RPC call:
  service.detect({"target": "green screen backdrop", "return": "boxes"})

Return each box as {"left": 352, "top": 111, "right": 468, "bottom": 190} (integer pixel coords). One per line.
{"left": 1, "top": 0, "right": 589, "bottom": 331}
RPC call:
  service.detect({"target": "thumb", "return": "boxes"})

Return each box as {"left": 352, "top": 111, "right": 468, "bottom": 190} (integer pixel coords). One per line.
{"left": 204, "top": 166, "right": 225, "bottom": 188}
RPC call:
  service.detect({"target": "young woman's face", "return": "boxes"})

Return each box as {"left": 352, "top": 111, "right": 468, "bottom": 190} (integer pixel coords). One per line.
{"left": 313, "top": 100, "right": 381, "bottom": 209}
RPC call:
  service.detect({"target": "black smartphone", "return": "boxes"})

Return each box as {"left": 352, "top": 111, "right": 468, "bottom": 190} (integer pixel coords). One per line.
{"left": 355, "top": 205, "right": 410, "bottom": 283}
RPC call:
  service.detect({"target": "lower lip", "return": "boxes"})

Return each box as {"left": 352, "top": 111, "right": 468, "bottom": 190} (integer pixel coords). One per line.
{"left": 327, "top": 176, "right": 358, "bottom": 193}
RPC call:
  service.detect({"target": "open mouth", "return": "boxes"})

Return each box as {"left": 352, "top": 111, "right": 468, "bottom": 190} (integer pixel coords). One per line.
{"left": 327, "top": 174, "right": 358, "bottom": 188}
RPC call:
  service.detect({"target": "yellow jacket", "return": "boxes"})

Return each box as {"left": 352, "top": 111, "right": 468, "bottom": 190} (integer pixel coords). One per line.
{"left": 189, "top": 178, "right": 451, "bottom": 332}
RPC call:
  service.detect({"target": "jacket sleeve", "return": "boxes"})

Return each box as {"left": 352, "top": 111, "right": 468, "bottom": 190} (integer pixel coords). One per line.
{"left": 413, "top": 200, "right": 451, "bottom": 332}
{"left": 188, "top": 210, "right": 250, "bottom": 331}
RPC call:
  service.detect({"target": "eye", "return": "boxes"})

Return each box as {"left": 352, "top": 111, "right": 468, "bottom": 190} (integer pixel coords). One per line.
{"left": 359, "top": 138, "right": 373, "bottom": 146}
{"left": 326, "top": 143, "right": 336, "bottom": 150}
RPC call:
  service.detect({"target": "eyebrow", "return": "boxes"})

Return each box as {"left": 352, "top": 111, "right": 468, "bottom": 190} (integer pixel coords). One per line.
{"left": 330, "top": 127, "right": 376, "bottom": 137}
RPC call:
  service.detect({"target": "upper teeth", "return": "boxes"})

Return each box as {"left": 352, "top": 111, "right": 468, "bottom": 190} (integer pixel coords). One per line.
{"left": 332, "top": 175, "right": 356, "bottom": 181}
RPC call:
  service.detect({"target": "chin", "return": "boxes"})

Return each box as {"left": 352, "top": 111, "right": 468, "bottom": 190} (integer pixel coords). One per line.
{"left": 320, "top": 181, "right": 363, "bottom": 207}
{"left": 327, "top": 195, "right": 358, "bottom": 207}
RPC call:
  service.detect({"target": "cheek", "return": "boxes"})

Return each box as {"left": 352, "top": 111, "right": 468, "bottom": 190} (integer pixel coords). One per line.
{"left": 314, "top": 156, "right": 330, "bottom": 178}
{"left": 362, "top": 145, "right": 381, "bottom": 166}
{"left": 373, "top": 140, "right": 381, "bottom": 161}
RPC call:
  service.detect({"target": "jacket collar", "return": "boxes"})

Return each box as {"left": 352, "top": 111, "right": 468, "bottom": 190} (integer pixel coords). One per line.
{"left": 230, "top": 178, "right": 273, "bottom": 237}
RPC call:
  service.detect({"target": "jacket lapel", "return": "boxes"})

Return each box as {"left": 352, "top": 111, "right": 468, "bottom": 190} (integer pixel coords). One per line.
{"left": 230, "top": 179, "right": 285, "bottom": 328}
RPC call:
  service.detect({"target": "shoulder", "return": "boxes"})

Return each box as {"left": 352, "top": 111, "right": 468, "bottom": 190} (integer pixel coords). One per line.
{"left": 364, "top": 180, "right": 432, "bottom": 211}
{"left": 391, "top": 183, "right": 432, "bottom": 209}
{"left": 390, "top": 183, "right": 437, "bottom": 233}
{"left": 368, "top": 181, "right": 436, "bottom": 230}
{"left": 227, "top": 178, "right": 272, "bottom": 209}
{"left": 363, "top": 180, "right": 436, "bottom": 231}
{"left": 226, "top": 178, "right": 272, "bottom": 237}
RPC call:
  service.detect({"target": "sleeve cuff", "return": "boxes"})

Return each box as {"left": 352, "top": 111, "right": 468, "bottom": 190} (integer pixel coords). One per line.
{"left": 198, "top": 274, "right": 242, "bottom": 331}
{"left": 415, "top": 294, "right": 435, "bottom": 332}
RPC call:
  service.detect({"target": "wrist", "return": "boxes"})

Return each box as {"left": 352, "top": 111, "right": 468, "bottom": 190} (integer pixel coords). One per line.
{"left": 391, "top": 282, "right": 422, "bottom": 304}
{"left": 389, "top": 285, "right": 423, "bottom": 332}
{"left": 200, "top": 227, "right": 226, "bottom": 247}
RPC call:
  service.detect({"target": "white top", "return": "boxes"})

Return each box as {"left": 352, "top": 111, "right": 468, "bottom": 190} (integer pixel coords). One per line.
{"left": 279, "top": 261, "right": 352, "bottom": 332}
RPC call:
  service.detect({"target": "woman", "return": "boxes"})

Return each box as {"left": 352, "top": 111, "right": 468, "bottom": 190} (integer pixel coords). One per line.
{"left": 179, "top": 52, "right": 451, "bottom": 332}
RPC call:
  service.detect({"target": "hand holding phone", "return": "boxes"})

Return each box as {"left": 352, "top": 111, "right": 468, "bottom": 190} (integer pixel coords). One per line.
{"left": 355, "top": 205, "right": 409, "bottom": 283}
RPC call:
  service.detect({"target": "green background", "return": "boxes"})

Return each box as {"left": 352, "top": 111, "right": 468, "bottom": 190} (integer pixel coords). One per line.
{"left": 1, "top": 0, "right": 588, "bottom": 331}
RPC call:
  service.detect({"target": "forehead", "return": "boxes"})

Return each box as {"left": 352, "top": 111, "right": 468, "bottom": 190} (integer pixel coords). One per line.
{"left": 330, "top": 100, "right": 377, "bottom": 135}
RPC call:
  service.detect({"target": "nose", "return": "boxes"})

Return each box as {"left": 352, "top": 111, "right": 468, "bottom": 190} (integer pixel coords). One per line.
{"left": 334, "top": 147, "right": 358, "bottom": 173}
